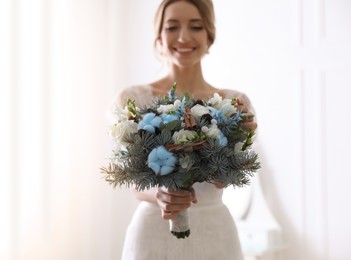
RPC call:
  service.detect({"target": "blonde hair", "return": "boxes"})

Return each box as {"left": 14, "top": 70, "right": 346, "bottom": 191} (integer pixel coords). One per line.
{"left": 154, "top": 0, "right": 216, "bottom": 50}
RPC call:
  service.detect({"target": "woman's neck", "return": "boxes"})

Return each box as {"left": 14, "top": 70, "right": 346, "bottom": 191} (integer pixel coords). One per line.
{"left": 165, "top": 64, "right": 211, "bottom": 93}
{"left": 150, "top": 63, "right": 219, "bottom": 98}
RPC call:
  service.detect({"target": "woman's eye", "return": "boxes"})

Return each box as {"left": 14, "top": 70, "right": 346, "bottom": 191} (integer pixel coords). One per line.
{"left": 165, "top": 26, "right": 177, "bottom": 31}
{"left": 191, "top": 26, "right": 204, "bottom": 31}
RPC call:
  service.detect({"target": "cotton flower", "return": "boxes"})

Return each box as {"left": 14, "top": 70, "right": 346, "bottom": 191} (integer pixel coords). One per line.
{"left": 147, "top": 146, "right": 177, "bottom": 175}
{"left": 109, "top": 121, "right": 138, "bottom": 146}
{"left": 138, "top": 112, "right": 162, "bottom": 133}
{"left": 161, "top": 114, "right": 179, "bottom": 124}
{"left": 172, "top": 129, "right": 198, "bottom": 144}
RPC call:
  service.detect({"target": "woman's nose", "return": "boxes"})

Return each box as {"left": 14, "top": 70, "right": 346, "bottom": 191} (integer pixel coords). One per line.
{"left": 178, "top": 28, "right": 190, "bottom": 42}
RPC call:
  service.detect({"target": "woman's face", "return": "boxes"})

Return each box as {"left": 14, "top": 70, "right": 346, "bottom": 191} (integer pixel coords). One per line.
{"left": 159, "top": 1, "right": 210, "bottom": 68}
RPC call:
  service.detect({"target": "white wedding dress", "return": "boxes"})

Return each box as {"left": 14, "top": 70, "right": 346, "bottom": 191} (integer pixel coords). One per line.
{"left": 117, "top": 85, "right": 245, "bottom": 260}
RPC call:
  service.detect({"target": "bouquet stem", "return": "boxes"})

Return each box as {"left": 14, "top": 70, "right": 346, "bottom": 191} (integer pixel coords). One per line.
{"left": 169, "top": 210, "right": 190, "bottom": 239}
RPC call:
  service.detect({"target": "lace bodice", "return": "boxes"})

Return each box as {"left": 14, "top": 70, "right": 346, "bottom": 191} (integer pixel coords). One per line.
{"left": 116, "top": 84, "right": 253, "bottom": 110}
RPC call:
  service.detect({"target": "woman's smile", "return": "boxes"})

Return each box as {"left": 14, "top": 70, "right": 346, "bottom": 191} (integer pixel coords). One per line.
{"left": 174, "top": 46, "right": 197, "bottom": 56}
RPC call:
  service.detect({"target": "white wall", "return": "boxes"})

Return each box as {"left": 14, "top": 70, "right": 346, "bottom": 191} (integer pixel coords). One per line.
{"left": 1, "top": 0, "right": 350, "bottom": 259}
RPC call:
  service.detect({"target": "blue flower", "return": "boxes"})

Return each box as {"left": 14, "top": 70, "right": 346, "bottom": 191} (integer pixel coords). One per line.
{"left": 147, "top": 146, "right": 177, "bottom": 175}
{"left": 138, "top": 113, "right": 162, "bottom": 133}
{"left": 161, "top": 114, "right": 179, "bottom": 124}
{"left": 218, "top": 132, "right": 228, "bottom": 147}
{"left": 208, "top": 107, "right": 218, "bottom": 118}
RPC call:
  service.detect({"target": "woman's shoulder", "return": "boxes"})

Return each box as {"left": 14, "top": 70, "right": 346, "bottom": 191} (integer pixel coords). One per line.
{"left": 214, "top": 87, "right": 246, "bottom": 99}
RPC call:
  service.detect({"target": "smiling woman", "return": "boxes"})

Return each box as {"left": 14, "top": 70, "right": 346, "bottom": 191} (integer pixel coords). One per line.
{"left": 2, "top": 0, "right": 350, "bottom": 259}
{"left": 112, "top": 0, "right": 351, "bottom": 259}
{"left": 114, "top": 0, "right": 258, "bottom": 259}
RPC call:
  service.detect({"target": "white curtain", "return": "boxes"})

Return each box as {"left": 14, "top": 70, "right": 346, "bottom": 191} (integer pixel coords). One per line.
{"left": 0, "top": 1, "right": 141, "bottom": 259}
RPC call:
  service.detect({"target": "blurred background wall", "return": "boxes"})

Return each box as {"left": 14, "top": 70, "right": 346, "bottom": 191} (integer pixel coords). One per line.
{"left": 0, "top": 0, "right": 350, "bottom": 259}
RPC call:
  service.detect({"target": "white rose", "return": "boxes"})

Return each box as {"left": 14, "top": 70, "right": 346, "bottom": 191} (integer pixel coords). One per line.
{"left": 208, "top": 93, "right": 222, "bottom": 109}
{"left": 106, "top": 106, "right": 128, "bottom": 125}
{"left": 217, "top": 99, "right": 231, "bottom": 109}
{"left": 173, "top": 100, "right": 181, "bottom": 109}
{"left": 157, "top": 100, "right": 181, "bottom": 114}
{"left": 172, "top": 129, "right": 198, "bottom": 144}
{"left": 110, "top": 121, "right": 138, "bottom": 146}
{"left": 220, "top": 102, "right": 238, "bottom": 117}
{"left": 190, "top": 104, "right": 210, "bottom": 119}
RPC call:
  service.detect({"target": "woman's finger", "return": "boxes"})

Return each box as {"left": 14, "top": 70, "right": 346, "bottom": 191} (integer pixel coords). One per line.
{"left": 243, "top": 121, "right": 257, "bottom": 131}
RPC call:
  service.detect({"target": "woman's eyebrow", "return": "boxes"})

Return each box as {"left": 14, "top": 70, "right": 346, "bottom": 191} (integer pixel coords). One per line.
{"left": 189, "top": 19, "right": 203, "bottom": 22}
{"left": 165, "top": 19, "right": 179, "bottom": 23}
{"left": 165, "top": 18, "right": 203, "bottom": 23}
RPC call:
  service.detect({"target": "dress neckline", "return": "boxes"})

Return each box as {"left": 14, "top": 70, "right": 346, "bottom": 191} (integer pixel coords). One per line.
{"left": 143, "top": 83, "right": 237, "bottom": 101}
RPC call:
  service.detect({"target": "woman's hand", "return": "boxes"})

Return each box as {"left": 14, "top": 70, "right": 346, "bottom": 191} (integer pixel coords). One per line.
{"left": 156, "top": 187, "right": 197, "bottom": 220}
{"left": 213, "top": 182, "right": 224, "bottom": 189}
{"left": 236, "top": 95, "right": 257, "bottom": 132}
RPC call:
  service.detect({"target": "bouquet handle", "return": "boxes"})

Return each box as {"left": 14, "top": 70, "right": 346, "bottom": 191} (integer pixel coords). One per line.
{"left": 169, "top": 210, "right": 190, "bottom": 239}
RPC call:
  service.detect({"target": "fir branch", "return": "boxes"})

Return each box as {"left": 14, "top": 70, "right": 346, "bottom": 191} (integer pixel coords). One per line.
{"left": 155, "top": 129, "right": 173, "bottom": 146}
{"left": 199, "top": 139, "right": 222, "bottom": 158}
{"left": 229, "top": 150, "right": 261, "bottom": 173}
{"left": 100, "top": 163, "right": 131, "bottom": 188}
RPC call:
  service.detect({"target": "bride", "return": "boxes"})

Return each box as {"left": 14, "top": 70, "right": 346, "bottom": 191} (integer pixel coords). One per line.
{"left": 115, "top": 0, "right": 257, "bottom": 259}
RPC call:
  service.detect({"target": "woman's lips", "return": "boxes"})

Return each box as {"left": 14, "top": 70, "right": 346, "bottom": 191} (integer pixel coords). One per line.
{"left": 176, "top": 47, "right": 194, "bottom": 52}
{"left": 174, "top": 47, "right": 196, "bottom": 55}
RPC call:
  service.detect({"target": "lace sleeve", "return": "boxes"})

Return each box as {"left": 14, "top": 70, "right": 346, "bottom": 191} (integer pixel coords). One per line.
{"left": 117, "top": 85, "right": 154, "bottom": 108}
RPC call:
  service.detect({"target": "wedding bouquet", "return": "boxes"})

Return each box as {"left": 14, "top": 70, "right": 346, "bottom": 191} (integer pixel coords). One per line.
{"left": 101, "top": 83, "right": 260, "bottom": 238}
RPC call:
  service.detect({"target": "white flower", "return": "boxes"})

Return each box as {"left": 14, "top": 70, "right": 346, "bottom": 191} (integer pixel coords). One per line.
{"left": 109, "top": 121, "right": 138, "bottom": 146}
{"left": 209, "top": 93, "right": 238, "bottom": 117}
{"left": 157, "top": 100, "right": 181, "bottom": 114}
{"left": 172, "top": 129, "right": 198, "bottom": 144}
{"left": 212, "top": 96, "right": 238, "bottom": 117}
{"left": 205, "top": 125, "right": 221, "bottom": 139}
{"left": 107, "top": 106, "right": 129, "bottom": 125}
{"left": 201, "top": 126, "right": 209, "bottom": 132}
{"left": 203, "top": 120, "right": 219, "bottom": 138}
{"left": 190, "top": 104, "right": 210, "bottom": 119}
{"left": 179, "top": 155, "right": 194, "bottom": 169}
{"left": 220, "top": 102, "right": 238, "bottom": 117}
{"left": 208, "top": 93, "right": 222, "bottom": 108}
{"left": 203, "top": 120, "right": 228, "bottom": 147}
